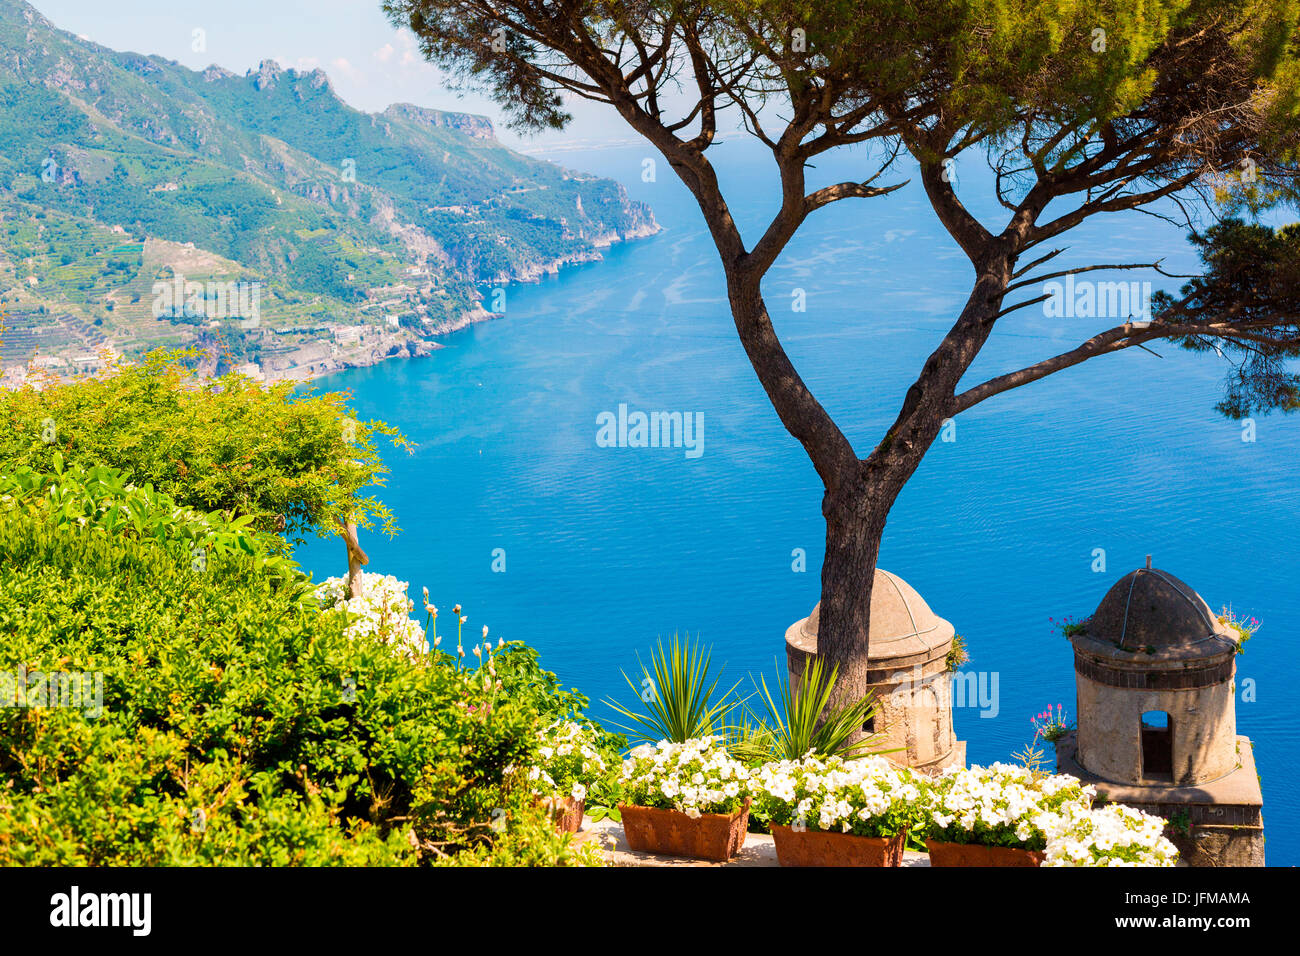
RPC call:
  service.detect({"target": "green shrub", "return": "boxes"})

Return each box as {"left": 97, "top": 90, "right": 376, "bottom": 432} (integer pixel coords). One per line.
{"left": 0, "top": 368, "right": 614, "bottom": 865}
{"left": 0, "top": 512, "right": 602, "bottom": 866}
{"left": 0, "top": 349, "right": 406, "bottom": 543}
{"left": 1, "top": 455, "right": 299, "bottom": 577}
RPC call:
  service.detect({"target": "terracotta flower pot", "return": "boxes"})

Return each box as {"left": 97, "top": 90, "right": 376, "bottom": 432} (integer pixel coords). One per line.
{"left": 771, "top": 825, "right": 907, "bottom": 867}
{"left": 926, "top": 839, "right": 1044, "bottom": 867}
{"left": 536, "top": 795, "right": 585, "bottom": 834}
{"left": 618, "top": 798, "right": 750, "bottom": 861}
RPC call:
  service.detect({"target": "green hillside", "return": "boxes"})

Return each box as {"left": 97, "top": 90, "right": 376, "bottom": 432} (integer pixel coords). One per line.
{"left": 0, "top": 1, "right": 656, "bottom": 378}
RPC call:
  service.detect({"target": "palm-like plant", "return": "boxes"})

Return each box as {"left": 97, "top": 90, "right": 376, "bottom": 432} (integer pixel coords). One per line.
{"left": 732, "top": 656, "right": 892, "bottom": 763}
{"left": 604, "top": 635, "right": 743, "bottom": 744}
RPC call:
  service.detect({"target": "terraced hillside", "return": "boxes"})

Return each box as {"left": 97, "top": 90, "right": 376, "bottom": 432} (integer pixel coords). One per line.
{"left": 0, "top": 0, "right": 657, "bottom": 380}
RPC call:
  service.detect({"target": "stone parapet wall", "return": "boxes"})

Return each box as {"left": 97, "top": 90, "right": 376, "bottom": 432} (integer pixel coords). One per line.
{"left": 1056, "top": 732, "right": 1264, "bottom": 867}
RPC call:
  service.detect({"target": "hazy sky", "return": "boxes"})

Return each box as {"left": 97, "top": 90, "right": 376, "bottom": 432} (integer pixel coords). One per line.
{"left": 27, "top": 0, "right": 651, "bottom": 152}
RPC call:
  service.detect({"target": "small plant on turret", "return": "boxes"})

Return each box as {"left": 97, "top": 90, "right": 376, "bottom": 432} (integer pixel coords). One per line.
{"left": 1217, "top": 606, "right": 1261, "bottom": 655}
{"left": 1049, "top": 615, "right": 1091, "bottom": 638}
{"left": 946, "top": 633, "right": 970, "bottom": 673}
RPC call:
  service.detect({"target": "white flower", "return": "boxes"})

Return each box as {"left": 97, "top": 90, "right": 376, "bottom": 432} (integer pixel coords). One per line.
{"left": 620, "top": 738, "right": 750, "bottom": 815}
{"left": 525, "top": 721, "right": 610, "bottom": 803}
{"left": 315, "top": 572, "right": 428, "bottom": 658}
{"left": 1043, "top": 804, "right": 1177, "bottom": 867}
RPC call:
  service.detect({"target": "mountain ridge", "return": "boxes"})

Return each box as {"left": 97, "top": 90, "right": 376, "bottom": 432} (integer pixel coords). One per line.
{"left": 0, "top": 0, "right": 658, "bottom": 384}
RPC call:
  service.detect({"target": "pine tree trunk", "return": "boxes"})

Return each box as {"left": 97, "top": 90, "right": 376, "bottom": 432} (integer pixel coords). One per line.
{"left": 809, "top": 269, "right": 1010, "bottom": 733}
{"left": 815, "top": 485, "right": 892, "bottom": 733}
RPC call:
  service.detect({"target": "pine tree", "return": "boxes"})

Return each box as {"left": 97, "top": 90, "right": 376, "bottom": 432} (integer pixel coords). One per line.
{"left": 384, "top": 0, "right": 1300, "bottom": 722}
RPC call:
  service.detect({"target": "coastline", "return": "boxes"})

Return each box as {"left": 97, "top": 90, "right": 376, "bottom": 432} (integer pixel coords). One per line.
{"left": 267, "top": 222, "right": 664, "bottom": 387}
{"left": 1, "top": 224, "right": 664, "bottom": 392}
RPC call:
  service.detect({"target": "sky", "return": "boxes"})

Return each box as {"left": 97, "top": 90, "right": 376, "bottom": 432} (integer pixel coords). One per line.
{"left": 26, "top": 0, "right": 656, "bottom": 152}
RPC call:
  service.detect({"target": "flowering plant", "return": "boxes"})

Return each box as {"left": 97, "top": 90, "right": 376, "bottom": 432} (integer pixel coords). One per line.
{"left": 924, "top": 763, "right": 1094, "bottom": 851}
{"left": 1218, "top": 605, "right": 1261, "bottom": 654}
{"left": 1031, "top": 703, "right": 1074, "bottom": 743}
{"left": 619, "top": 737, "right": 751, "bottom": 817}
{"left": 751, "top": 754, "right": 926, "bottom": 838}
{"left": 526, "top": 720, "right": 610, "bottom": 804}
{"left": 317, "top": 571, "right": 427, "bottom": 657}
{"left": 1043, "top": 803, "right": 1178, "bottom": 867}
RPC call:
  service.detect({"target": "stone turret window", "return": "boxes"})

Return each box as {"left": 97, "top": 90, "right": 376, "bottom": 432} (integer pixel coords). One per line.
{"left": 1141, "top": 711, "right": 1173, "bottom": 781}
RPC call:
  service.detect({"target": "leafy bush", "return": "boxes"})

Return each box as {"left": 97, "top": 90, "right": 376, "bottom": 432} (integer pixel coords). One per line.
{"left": 0, "top": 350, "right": 406, "bottom": 542}
{"left": 0, "top": 455, "right": 299, "bottom": 583}
{"left": 0, "top": 510, "right": 604, "bottom": 866}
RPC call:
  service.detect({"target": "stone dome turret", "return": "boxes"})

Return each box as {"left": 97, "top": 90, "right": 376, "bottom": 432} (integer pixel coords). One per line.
{"left": 783, "top": 568, "right": 964, "bottom": 772}
{"left": 1067, "top": 562, "right": 1241, "bottom": 788}
{"left": 1078, "top": 567, "right": 1239, "bottom": 662}
{"left": 789, "top": 569, "right": 954, "bottom": 665}
{"left": 1057, "top": 560, "right": 1265, "bottom": 865}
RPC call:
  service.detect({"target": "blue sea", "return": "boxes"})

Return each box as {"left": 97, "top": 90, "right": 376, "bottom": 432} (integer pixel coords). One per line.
{"left": 297, "top": 141, "right": 1300, "bottom": 864}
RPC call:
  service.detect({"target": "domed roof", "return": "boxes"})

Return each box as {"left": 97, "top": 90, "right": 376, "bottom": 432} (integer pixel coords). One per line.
{"left": 1079, "top": 566, "right": 1239, "bottom": 659}
{"left": 790, "top": 569, "right": 954, "bottom": 663}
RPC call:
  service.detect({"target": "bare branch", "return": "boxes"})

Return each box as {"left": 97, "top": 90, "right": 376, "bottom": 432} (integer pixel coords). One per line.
{"left": 954, "top": 316, "right": 1300, "bottom": 414}
{"left": 953, "top": 323, "right": 1156, "bottom": 413}
{"left": 1004, "top": 260, "right": 1164, "bottom": 296}
{"left": 804, "top": 178, "right": 908, "bottom": 212}
{"left": 1012, "top": 248, "right": 1066, "bottom": 279}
